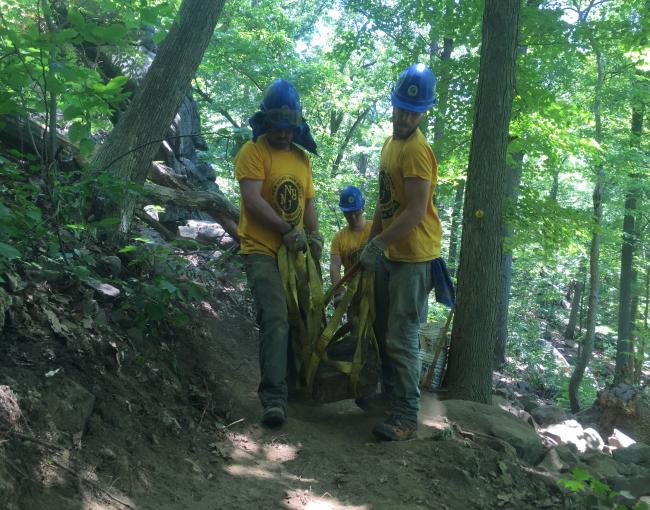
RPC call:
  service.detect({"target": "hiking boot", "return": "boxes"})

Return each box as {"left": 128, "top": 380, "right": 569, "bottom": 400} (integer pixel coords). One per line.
{"left": 261, "top": 406, "right": 286, "bottom": 427}
{"left": 372, "top": 415, "right": 417, "bottom": 441}
{"left": 355, "top": 393, "right": 391, "bottom": 415}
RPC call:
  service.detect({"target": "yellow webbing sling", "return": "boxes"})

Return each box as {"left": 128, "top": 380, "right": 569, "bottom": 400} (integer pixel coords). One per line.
{"left": 277, "top": 245, "right": 378, "bottom": 399}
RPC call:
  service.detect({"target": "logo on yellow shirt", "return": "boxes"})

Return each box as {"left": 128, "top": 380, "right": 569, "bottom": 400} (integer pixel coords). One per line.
{"left": 379, "top": 170, "right": 400, "bottom": 219}
{"left": 273, "top": 175, "right": 304, "bottom": 225}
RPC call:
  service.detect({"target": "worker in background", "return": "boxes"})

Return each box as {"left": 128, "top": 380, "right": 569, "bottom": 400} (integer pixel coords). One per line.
{"left": 358, "top": 63, "right": 443, "bottom": 441}
{"left": 329, "top": 185, "right": 372, "bottom": 307}
{"left": 235, "top": 78, "right": 323, "bottom": 427}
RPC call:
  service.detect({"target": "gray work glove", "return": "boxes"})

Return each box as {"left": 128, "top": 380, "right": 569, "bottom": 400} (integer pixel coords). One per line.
{"left": 282, "top": 226, "right": 308, "bottom": 252}
{"left": 359, "top": 237, "right": 385, "bottom": 271}
{"left": 307, "top": 231, "right": 324, "bottom": 261}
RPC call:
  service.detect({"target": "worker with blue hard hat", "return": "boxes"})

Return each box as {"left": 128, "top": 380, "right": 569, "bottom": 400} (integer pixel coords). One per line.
{"left": 329, "top": 185, "right": 372, "bottom": 306}
{"left": 235, "top": 78, "right": 323, "bottom": 428}
{"left": 357, "top": 63, "right": 453, "bottom": 441}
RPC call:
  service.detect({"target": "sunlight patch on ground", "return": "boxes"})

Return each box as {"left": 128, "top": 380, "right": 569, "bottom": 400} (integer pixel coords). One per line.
{"left": 284, "top": 489, "right": 370, "bottom": 510}
{"left": 225, "top": 464, "right": 278, "bottom": 480}
{"left": 419, "top": 392, "right": 447, "bottom": 428}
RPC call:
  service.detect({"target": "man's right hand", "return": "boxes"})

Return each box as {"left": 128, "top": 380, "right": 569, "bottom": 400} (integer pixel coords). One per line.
{"left": 282, "top": 226, "right": 308, "bottom": 252}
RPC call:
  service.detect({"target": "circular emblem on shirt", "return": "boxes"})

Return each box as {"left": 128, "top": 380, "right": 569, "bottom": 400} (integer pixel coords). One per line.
{"left": 407, "top": 85, "right": 418, "bottom": 97}
{"left": 272, "top": 176, "right": 303, "bottom": 225}
{"left": 379, "top": 170, "right": 400, "bottom": 220}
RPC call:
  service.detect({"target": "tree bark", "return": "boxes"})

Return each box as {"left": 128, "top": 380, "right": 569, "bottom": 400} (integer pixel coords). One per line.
{"left": 565, "top": 262, "right": 586, "bottom": 340}
{"left": 569, "top": 42, "right": 605, "bottom": 413}
{"left": 615, "top": 94, "right": 644, "bottom": 384}
{"left": 494, "top": 151, "right": 523, "bottom": 368}
{"left": 447, "top": 181, "right": 464, "bottom": 279}
{"left": 444, "top": 0, "right": 520, "bottom": 403}
{"left": 90, "top": 0, "right": 226, "bottom": 240}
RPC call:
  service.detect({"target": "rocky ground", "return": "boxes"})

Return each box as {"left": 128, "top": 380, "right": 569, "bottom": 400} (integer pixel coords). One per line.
{"left": 1, "top": 223, "right": 650, "bottom": 510}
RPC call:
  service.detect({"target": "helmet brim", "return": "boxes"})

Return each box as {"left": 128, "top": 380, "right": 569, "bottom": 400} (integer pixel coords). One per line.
{"left": 390, "top": 92, "right": 435, "bottom": 113}
{"left": 340, "top": 205, "right": 363, "bottom": 212}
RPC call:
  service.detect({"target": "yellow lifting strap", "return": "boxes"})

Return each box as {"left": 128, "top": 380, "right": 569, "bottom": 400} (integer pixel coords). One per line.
{"left": 277, "top": 246, "right": 378, "bottom": 399}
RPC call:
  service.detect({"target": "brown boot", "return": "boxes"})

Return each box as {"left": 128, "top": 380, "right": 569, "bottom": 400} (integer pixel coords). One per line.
{"left": 372, "top": 415, "right": 417, "bottom": 441}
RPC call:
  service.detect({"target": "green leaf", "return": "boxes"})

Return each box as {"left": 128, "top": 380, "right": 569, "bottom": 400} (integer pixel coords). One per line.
{"left": 0, "top": 242, "right": 21, "bottom": 260}
{"left": 63, "top": 105, "right": 84, "bottom": 121}
{"left": 79, "top": 138, "right": 95, "bottom": 158}
{"left": 94, "top": 216, "right": 121, "bottom": 227}
{"left": 68, "top": 122, "right": 90, "bottom": 143}
{"left": 118, "top": 245, "right": 139, "bottom": 253}
{"left": 89, "top": 24, "right": 129, "bottom": 43}
{"left": 157, "top": 279, "right": 178, "bottom": 294}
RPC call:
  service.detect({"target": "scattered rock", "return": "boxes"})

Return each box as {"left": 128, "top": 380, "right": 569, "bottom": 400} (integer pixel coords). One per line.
{"left": 612, "top": 443, "right": 650, "bottom": 468}
{"left": 531, "top": 405, "right": 568, "bottom": 426}
{"left": 607, "top": 474, "right": 650, "bottom": 498}
{"left": 608, "top": 428, "right": 636, "bottom": 449}
{"left": 0, "top": 385, "right": 22, "bottom": 430}
{"left": 539, "top": 419, "right": 605, "bottom": 453}
{"left": 97, "top": 256, "right": 122, "bottom": 277}
{"left": 537, "top": 448, "right": 570, "bottom": 475}
{"left": 84, "top": 279, "right": 121, "bottom": 301}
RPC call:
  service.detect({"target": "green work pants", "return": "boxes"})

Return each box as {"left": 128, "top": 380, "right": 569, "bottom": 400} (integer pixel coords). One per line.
{"left": 374, "top": 257, "right": 432, "bottom": 422}
{"left": 243, "top": 253, "right": 290, "bottom": 409}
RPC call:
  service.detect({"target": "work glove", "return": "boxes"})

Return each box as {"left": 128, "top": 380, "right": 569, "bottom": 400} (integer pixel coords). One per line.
{"left": 282, "top": 226, "right": 308, "bottom": 253}
{"left": 307, "top": 231, "right": 324, "bottom": 261}
{"left": 359, "top": 237, "right": 385, "bottom": 271}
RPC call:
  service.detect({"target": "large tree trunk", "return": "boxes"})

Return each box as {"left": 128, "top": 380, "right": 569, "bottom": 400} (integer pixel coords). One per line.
{"left": 494, "top": 151, "right": 523, "bottom": 368}
{"left": 569, "top": 43, "right": 605, "bottom": 413}
{"left": 90, "top": 0, "right": 226, "bottom": 240}
{"left": 444, "top": 0, "right": 520, "bottom": 403}
{"left": 447, "top": 181, "right": 464, "bottom": 279}
{"left": 615, "top": 94, "right": 644, "bottom": 384}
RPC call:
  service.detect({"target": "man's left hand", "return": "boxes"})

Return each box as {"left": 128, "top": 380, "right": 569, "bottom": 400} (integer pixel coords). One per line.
{"left": 307, "top": 231, "right": 324, "bottom": 261}
{"left": 360, "top": 237, "right": 385, "bottom": 271}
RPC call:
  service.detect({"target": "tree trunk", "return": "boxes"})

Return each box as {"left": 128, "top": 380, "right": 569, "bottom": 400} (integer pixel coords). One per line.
{"left": 90, "top": 0, "right": 226, "bottom": 240}
{"left": 494, "top": 151, "right": 523, "bottom": 368}
{"left": 447, "top": 181, "right": 464, "bottom": 279}
{"left": 615, "top": 93, "right": 644, "bottom": 384}
{"left": 565, "top": 263, "right": 586, "bottom": 340}
{"left": 569, "top": 43, "right": 605, "bottom": 413}
{"left": 444, "top": 0, "right": 520, "bottom": 403}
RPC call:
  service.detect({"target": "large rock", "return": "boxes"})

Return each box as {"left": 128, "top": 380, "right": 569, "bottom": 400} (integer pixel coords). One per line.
{"left": 42, "top": 376, "right": 95, "bottom": 435}
{"left": 442, "top": 400, "right": 546, "bottom": 464}
{"left": 608, "top": 428, "right": 636, "bottom": 449}
{"left": 612, "top": 443, "right": 650, "bottom": 468}
{"left": 0, "top": 385, "right": 22, "bottom": 430}
{"left": 539, "top": 419, "right": 604, "bottom": 453}
{"left": 531, "top": 405, "right": 568, "bottom": 426}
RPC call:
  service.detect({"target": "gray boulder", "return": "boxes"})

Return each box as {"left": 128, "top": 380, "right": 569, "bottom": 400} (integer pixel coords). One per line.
{"left": 612, "top": 443, "right": 650, "bottom": 468}
{"left": 43, "top": 376, "right": 95, "bottom": 435}
{"left": 443, "top": 399, "right": 546, "bottom": 464}
{"left": 531, "top": 405, "right": 568, "bottom": 426}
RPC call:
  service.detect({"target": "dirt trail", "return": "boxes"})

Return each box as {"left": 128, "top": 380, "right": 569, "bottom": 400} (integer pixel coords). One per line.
{"left": 3, "top": 260, "right": 563, "bottom": 510}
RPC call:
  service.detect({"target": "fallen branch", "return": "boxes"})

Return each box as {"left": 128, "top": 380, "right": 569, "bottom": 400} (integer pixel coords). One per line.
{"left": 141, "top": 182, "right": 239, "bottom": 241}
{"left": 135, "top": 208, "right": 177, "bottom": 241}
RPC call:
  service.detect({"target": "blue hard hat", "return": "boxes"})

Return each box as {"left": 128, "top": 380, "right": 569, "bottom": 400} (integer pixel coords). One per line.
{"left": 339, "top": 186, "right": 365, "bottom": 212}
{"left": 261, "top": 79, "right": 303, "bottom": 128}
{"left": 391, "top": 64, "right": 437, "bottom": 113}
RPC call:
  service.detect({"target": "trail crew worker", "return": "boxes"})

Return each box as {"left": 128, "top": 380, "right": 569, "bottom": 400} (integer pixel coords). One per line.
{"left": 235, "top": 79, "right": 323, "bottom": 427}
{"left": 329, "top": 185, "right": 372, "bottom": 306}
{"left": 359, "top": 64, "right": 442, "bottom": 441}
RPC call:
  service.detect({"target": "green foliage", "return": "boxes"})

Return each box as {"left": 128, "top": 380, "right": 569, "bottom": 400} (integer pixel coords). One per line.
{"left": 559, "top": 468, "right": 649, "bottom": 510}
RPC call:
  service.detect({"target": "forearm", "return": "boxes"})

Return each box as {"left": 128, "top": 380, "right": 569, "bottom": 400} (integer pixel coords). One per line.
{"left": 303, "top": 198, "right": 318, "bottom": 232}
{"left": 246, "top": 195, "right": 292, "bottom": 234}
{"left": 369, "top": 202, "right": 383, "bottom": 239}
{"left": 375, "top": 208, "right": 424, "bottom": 246}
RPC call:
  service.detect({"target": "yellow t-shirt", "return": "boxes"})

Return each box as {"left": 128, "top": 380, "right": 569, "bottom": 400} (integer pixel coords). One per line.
{"left": 235, "top": 135, "right": 315, "bottom": 256}
{"left": 330, "top": 221, "right": 373, "bottom": 270}
{"left": 378, "top": 128, "right": 441, "bottom": 262}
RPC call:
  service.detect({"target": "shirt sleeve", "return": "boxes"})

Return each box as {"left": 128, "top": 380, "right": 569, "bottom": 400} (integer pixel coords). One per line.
{"left": 330, "top": 231, "right": 341, "bottom": 255}
{"left": 235, "top": 141, "right": 265, "bottom": 181}
{"left": 305, "top": 157, "right": 316, "bottom": 199}
{"left": 402, "top": 141, "right": 435, "bottom": 181}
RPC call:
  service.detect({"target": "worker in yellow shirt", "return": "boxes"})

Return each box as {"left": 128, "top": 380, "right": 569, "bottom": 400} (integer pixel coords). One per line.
{"left": 359, "top": 64, "right": 443, "bottom": 441}
{"left": 235, "top": 79, "right": 322, "bottom": 427}
{"left": 329, "top": 185, "right": 372, "bottom": 307}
